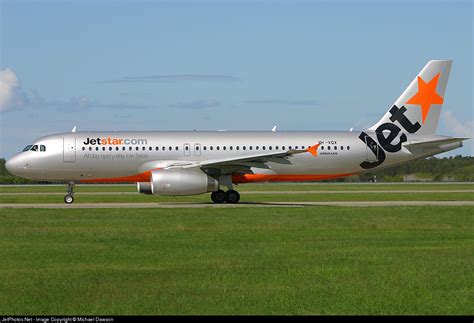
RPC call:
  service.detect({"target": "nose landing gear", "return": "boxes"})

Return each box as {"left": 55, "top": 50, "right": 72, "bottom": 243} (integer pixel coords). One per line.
{"left": 64, "top": 182, "right": 75, "bottom": 204}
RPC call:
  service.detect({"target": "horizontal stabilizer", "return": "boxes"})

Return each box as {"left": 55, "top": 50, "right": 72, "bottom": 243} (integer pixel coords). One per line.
{"left": 403, "top": 137, "right": 468, "bottom": 152}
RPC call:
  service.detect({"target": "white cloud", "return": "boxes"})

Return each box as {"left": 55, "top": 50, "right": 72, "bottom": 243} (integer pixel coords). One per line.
{"left": 442, "top": 110, "right": 473, "bottom": 138}
{"left": 0, "top": 68, "right": 28, "bottom": 112}
{"left": 442, "top": 110, "right": 473, "bottom": 155}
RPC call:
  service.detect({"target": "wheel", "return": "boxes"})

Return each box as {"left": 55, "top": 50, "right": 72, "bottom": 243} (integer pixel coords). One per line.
{"left": 225, "top": 190, "right": 240, "bottom": 204}
{"left": 211, "top": 190, "right": 226, "bottom": 203}
{"left": 64, "top": 194, "right": 74, "bottom": 204}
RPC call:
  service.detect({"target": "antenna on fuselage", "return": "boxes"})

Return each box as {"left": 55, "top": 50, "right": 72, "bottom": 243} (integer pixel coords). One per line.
{"left": 71, "top": 126, "right": 77, "bottom": 133}
{"left": 272, "top": 125, "right": 277, "bottom": 132}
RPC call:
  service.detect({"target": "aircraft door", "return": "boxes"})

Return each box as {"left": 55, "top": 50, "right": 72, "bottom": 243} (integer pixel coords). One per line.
{"left": 184, "top": 143, "right": 191, "bottom": 156}
{"left": 194, "top": 143, "right": 201, "bottom": 156}
{"left": 364, "top": 136, "right": 378, "bottom": 162}
{"left": 63, "top": 137, "right": 76, "bottom": 162}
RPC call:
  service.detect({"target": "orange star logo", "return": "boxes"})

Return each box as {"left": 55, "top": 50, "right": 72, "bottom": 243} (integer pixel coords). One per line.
{"left": 307, "top": 143, "right": 321, "bottom": 156}
{"left": 406, "top": 73, "right": 443, "bottom": 124}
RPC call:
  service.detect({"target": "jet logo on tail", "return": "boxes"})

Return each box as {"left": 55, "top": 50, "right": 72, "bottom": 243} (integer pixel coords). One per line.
{"left": 359, "top": 60, "right": 450, "bottom": 170}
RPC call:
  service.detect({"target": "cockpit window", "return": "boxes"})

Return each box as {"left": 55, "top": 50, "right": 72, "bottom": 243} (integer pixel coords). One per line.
{"left": 40, "top": 145, "right": 46, "bottom": 152}
{"left": 30, "top": 145, "right": 38, "bottom": 152}
{"left": 23, "top": 145, "right": 33, "bottom": 152}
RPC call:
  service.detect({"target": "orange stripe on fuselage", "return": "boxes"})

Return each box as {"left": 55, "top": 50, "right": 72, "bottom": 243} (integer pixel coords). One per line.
{"left": 80, "top": 171, "right": 153, "bottom": 183}
{"left": 80, "top": 170, "right": 356, "bottom": 184}
{"left": 232, "top": 173, "right": 356, "bottom": 183}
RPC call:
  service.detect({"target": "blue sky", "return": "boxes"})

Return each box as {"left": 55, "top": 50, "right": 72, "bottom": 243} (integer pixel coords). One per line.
{"left": 1, "top": 0, "right": 472, "bottom": 158}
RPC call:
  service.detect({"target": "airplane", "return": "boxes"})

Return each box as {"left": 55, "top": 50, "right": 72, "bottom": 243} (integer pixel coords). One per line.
{"left": 5, "top": 60, "right": 468, "bottom": 204}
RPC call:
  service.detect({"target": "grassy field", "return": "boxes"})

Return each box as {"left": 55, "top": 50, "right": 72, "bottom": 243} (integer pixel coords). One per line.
{"left": 0, "top": 183, "right": 473, "bottom": 204}
{"left": 0, "top": 206, "right": 473, "bottom": 315}
{"left": 1, "top": 192, "right": 473, "bottom": 204}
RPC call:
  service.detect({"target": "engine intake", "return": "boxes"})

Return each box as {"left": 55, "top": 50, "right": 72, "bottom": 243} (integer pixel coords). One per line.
{"left": 146, "top": 169, "right": 218, "bottom": 196}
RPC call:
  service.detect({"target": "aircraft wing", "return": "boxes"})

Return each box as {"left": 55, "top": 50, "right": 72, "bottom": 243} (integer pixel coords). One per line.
{"left": 171, "top": 145, "right": 320, "bottom": 174}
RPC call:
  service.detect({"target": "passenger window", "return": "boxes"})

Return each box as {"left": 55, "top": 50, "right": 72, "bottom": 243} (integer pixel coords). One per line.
{"left": 82, "top": 147, "right": 85, "bottom": 151}
{"left": 263, "top": 146, "right": 266, "bottom": 150}
{"left": 102, "top": 147, "right": 106, "bottom": 151}
{"left": 229, "top": 146, "right": 233, "bottom": 150}
{"left": 223, "top": 146, "right": 226, "bottom": 150}
{"left": 163, "top": 146, "right": 166, "bottom": 151}
{"left": 340, "top": 146, "right": 343, "bottom": 150}
{"left": 204, "top": 146, "right": 207, "bottom": 151}
{"left": 334, "top": 146, "right": 337, "bottom": 150}
{"left": 236, "top": 146, "right": 239, "bottom": 150}
{"left": 210, "top": 146, "right": 213, "bottom": 151}
{"left": 40, "top": 145, "right": 46, "bottom": 152}
{"left": 275, "top": 146, "right": 278, "bottom": 150}
{"left": 256, "top": 146, "right": 259, "bottom": 150}
{"left": 116, "top": 147, "right": 120, "bottom": 151}
{"left": 109, "top": 147, "right": 112, "bottom": 151}
{"left": 136, "top": 147, "right": 139, "bottom": 151}
{"left": 169, "top": 146, "right": 172, "bottom": 151}
{"left": 289, "top": 146, "right": 292, "bottom": 149}
{"left": 243, "top": 146, "right": 246, "bottom": 150}
{"left": 347, "top": 146, "right": 350, "bottom": 150}
{"left": 122, "top": 147, "right": 126, "bottom": 151}
{"left": 149, "top": 147, "right": 152, "bottom": 151}
{"left": 96, "top": 147, "right": 99, "bottom": 151}
{"left": 129, "top": 147, "right": 132, "bottom": 151}
{"left": 282, "top": 146, "right": 285, "bottom": 150}
{"left": 269, "top": 146, "right": 272, "bottom": 150}
{"left": 217, "top": 146, "right": 220, "bottom": 150}
{"left": 175, "top": 146, "right": 179, "bottom": 151}
{"left": 156, "top": 147, "right": 159, "bottom": 151}
{"left": 327, "top": 146, "right": 331, "bottom": 150}
{"left": 90, "top": 147, "right": 93, "bottom": 151}
{"left": 321, "top": 146, "right": 324, "bottom": 150}
{"left": 249, "top": 146, "right": 253, "bottom": 150}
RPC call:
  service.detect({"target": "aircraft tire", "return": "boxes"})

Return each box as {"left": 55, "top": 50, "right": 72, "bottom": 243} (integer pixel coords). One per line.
{"left": 225, "top": 190, "right": 240, "bottom": 204}
{"left": 211, "top": 190, "right": 226, "bottom": 203}
{"left": 64, "top": 194, "right": 74, "bottom": 204}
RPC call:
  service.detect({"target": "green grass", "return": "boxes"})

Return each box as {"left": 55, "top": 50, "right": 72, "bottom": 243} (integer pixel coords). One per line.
{"left": 0, "top": 182, "right": 473, "bottom": 193}
{"left": 0, "top": 206, "right": 473, "bottom": 315}
{"left": 0, "top": 192, "right": 473, "bottom": 204}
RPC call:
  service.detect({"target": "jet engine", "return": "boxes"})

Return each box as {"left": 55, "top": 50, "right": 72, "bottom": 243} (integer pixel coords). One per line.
{"left": 138, "top": 169, "right": 218, "bottom": 196}
{"left": 137, "top": 182, "right": 153, "bottom": 195}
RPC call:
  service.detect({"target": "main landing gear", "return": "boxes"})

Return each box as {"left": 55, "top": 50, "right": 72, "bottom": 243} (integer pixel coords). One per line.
{"left": 64, "top": 182, "right": 75, "bottom": 204}
{"left": 211, "top": 189, "right": 240, "bottom": 204}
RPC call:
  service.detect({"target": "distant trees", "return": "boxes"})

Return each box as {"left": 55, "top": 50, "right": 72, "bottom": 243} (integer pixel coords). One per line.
{"left": 341, "top": 155, "right": 474, "bottom": 182}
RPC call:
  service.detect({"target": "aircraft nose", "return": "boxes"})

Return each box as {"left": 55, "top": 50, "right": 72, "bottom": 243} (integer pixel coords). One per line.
{"left": 5, "top": 155, "right": 21, "bottom": 176}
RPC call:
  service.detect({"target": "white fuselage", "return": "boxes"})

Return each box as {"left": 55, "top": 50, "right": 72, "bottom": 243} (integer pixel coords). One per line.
{"left": 5, "top": 130, "right": 460, "bottom": 184}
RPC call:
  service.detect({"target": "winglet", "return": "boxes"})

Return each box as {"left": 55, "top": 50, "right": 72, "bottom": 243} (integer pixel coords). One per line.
{"left": 306, "top": 143, "right": 321, "bottom": 156}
